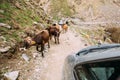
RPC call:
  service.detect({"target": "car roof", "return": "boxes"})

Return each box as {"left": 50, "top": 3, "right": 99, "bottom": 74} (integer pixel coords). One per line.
{"left": 75, "top": 44, "right": 120, "bottom": 65}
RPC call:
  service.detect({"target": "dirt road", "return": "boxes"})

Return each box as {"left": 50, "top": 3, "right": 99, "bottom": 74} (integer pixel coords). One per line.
{"left": 0, "top": 29, "right": 86, "bottom": 80}
{"left": 26, "top": 29, "right": 86, "bottom": 80}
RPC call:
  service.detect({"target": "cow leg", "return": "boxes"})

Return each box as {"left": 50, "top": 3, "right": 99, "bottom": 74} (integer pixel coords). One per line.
{"left": 36, "top": 45, "right": 39, "bottom": 51}
{"left": 41, "top": 51, "right": 44, "bottom": 57}
{"left": 50, "top": 35, "right": 52, "bottom": 40}
{"left": 41, "top": 43, "right": 44, "bottom": 57}
{"left": 65, "top": 29, "right": 67, "bottom": 33}
{"left": 62, "top": 29, "right": 64, "bottom": 34}
{"left": 66, "top": 28, "right": 68, "bottom": 32}
{"left": 103, "top": 36, "right": 106, "bottom": 41}
{"left": 57, "top": 37, "right": 59, "bottom": 44}
{"left": 57, "top": 33, "right": 60, "bottom": 44}
{"left": 36, "top": 45, "right": 44, "bottom": 57}
{"left": 54, "top": 36, "right": 57, "bottom": 44}
{"left": 48, "top": 40, "right": 50, "bottom": 48}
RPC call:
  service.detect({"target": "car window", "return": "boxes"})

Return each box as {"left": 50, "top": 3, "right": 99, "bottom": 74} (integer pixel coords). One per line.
{"left": 75, "top": 67, "right": 93, "bottom": 80}
{"left": 86, "top": 60, "right": 120, "bottom": 80}
{"left": 90, "top": 67, "right": 114, "bottom": 80}
{"left": 77, "top": 69, "right": 88, "bottom": 80}
{"left": 75, "top": 60, "right": 120, "bottom": 80}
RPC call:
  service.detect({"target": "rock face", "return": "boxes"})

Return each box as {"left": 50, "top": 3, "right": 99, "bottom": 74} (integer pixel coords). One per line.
{"left": 3, "top": 71, "right": 19, "bottom": 80}
{"left": 36, "top": 0, "right": 120, "bottom": 21}
{"left": 67, "top": 0, "right": 120, "bottom": 21}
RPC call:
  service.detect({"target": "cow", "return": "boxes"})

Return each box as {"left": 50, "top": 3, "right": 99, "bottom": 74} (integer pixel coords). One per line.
{"left": 23, "top": 30, "right": 50, "bottom": 57}
{"left": 46, "top": 24, "right": 61, "bottom": 44}
{"left": 62, "top": 23, "right": 68, "bottom": 33}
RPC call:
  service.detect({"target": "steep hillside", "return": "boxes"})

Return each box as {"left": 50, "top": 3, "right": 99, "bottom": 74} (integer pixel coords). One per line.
{"left": 31, "top": 0, "right": 120, "bottom": 21}
{"left": 0, "top": 0, "right": 50, "bottom": 27}
{"left": 0, "top": 0, "right": 52, "bottom": 57}
{"left": 1, "top": 0, "right": 120, "bottom": 22}
{"left": 67, "top": 0, "right": 120, "bottom": 21}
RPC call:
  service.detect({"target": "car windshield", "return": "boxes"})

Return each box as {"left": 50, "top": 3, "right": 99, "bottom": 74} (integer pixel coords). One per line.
{"left": 75, "top": 60, "right": 120, "bottom": 80}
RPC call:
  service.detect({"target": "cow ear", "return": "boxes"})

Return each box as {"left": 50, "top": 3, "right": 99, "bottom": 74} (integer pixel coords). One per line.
{"left": 41, "top": 31, "right": 44, "bottom": 34}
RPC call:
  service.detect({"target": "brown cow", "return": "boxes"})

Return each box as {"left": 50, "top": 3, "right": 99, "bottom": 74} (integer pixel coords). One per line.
{"left": 62, "top": 24, "right": 68, "bottom": 33}
{"left": 46, "top": 24, "right": 61, "bottom": 44}
{"left": 23, "top": 30, "right": 50, "bottom": 57}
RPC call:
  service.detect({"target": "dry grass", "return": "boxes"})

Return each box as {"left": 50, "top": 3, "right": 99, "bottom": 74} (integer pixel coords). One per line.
{"left": 71, "top": 26, "right": 110, "bottom": 45}
{"left": 72, "top": 24, "right": 120, "bottom": 45}
{"left": 79, "top": 27, "right": 104, "bottom": 45}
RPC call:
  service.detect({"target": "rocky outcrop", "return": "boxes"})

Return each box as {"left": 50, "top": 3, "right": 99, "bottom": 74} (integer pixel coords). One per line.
{"left": 35, "top": 0, "right": 120, "bottom": 22}
{"left": 3, "top": 71, "right": 19, "bottom": 80}
{"left": 0, "top": 46, "right": 11, "bottom": 53}
{"left": 0, "top": 23, "right": 11, "bottom": 29}
{"left": 67, "top": 0, "right": 120, "bottom": 21}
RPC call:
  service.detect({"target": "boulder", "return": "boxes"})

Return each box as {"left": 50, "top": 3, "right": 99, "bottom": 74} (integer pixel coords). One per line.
{"left": 3, "top": 71, "right": 19, "bottom": 80}
{"left": 0, "top": 23, "right": 11, "bottom": 29}
{"left": 0, "top": 9, "right": 4, "bottom": 13}
{"left": 22, "top": 54, "right": 30, "bottom": 63}
{"left": 15, "top": 2, "right": 22, "bottom": 9}
{"left": 0, "top": 46, "right": 11, "bottom": 53}
{"left": 33, "top": 21, "right": 38, "bottom": 25}
{"left": 32, "top": 52, "right": 39, "bottom": 58}
{"left": 33, "top": 22, "right": 45, "bottom": 29}
{"left": 0, "top": 36, "right": 6, "bottom": 42}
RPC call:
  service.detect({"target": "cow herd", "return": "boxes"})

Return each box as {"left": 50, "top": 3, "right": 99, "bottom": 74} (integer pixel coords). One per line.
{"left": 22, "top": 23, "right": 68, "bottom": 57}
